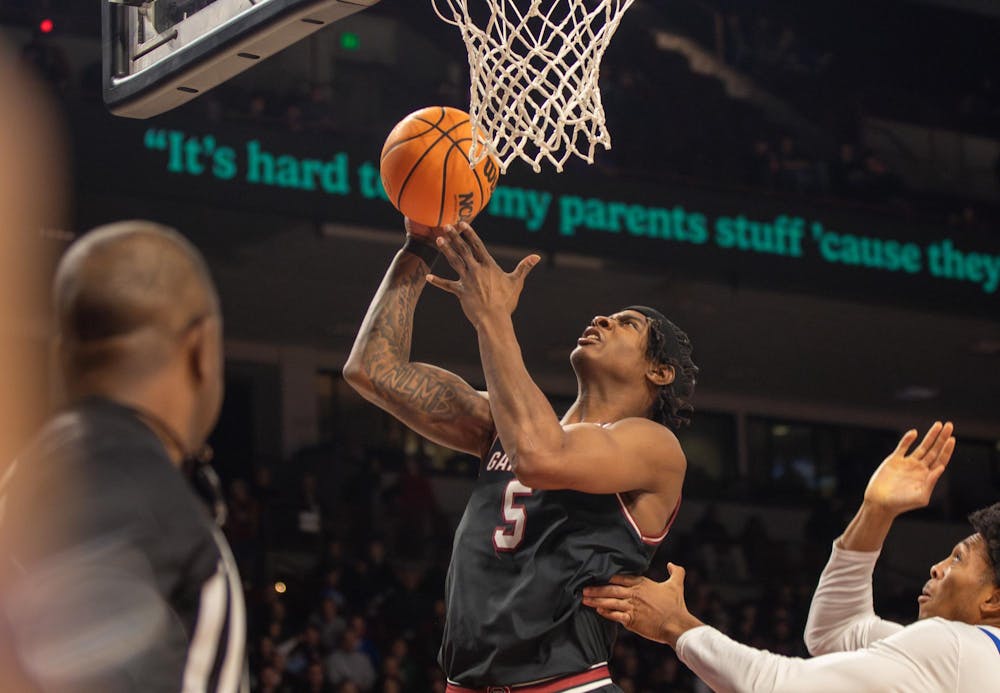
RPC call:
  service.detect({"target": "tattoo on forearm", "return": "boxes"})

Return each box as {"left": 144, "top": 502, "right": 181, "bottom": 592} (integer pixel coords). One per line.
{"left": 359, "top": 259, "right": 477, "bottom": 418}
{"left": 370, "top": 363, "right": 460, "bottom": 415}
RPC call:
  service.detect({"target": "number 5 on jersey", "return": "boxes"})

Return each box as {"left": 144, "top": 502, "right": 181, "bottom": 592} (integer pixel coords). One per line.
{"left": 493, "top": 480, "right": 532, "bottom": 551}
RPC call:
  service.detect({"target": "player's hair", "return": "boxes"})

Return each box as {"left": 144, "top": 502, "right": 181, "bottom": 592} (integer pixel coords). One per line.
{"left": 969, "top": 502, "right": 1000, "bottom": 586}
{"left": 646, "top": 318, "right": 698, "bottom": 431}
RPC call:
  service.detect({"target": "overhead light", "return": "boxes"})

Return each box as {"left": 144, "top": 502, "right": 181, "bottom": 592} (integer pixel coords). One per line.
{"left": 553, "top": 252, "right": 603, "bottom": 270}
{"left": 894, "top": 385, "right": 939, "bottom": 402}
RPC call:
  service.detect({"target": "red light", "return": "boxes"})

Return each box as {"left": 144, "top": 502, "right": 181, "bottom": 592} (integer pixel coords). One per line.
{"left": 39, "top": 19, "right": 54, "bottom": 34}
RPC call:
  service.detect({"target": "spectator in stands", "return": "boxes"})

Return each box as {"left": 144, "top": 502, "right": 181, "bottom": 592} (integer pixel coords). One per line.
{"left": 325, "top": 630, "right": 376, "bottom": 691}
{"left": 386, "top": 638, "right": 417, "bottom": 689}
{"left": 313, "top": 597, "right": 348, "bottom": 651}
{"left": 292, "top": 471, "right": 325, "bottom": 551}
{"left": 259, "top": 665, "right": 293, "bottom": 693}
{"left": 347, "top": 615, "right": 380, "bottom": 671}
{"left": 390, "top": 454, "right": 440, "bottom": 555}
{"left": 286, "top": 623, "right": 327, "bottom": 679}
{"left": 302, "top": 661, "right": 335, "bottom": 693}
{"left": 376, "top": 677, "right": 403, "bottom": 693}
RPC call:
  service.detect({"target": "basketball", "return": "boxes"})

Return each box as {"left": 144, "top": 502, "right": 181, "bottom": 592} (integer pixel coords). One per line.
{"left": 380, "top": 106, "right": 500, "bottom": 229}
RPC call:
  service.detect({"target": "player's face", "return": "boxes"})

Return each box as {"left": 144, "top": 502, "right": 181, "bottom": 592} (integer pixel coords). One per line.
{"left": 918, "top": 534, "right": 996, "bottom": 623}
{"left": 571, "top": 309, "right": 652, "bottom": 378}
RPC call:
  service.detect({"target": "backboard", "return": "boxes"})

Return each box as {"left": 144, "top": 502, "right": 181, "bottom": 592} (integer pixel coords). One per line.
{"left": 103, "top": 0, "right": 380, "bottom": 119}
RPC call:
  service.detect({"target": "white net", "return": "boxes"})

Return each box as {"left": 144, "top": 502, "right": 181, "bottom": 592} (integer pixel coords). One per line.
{"left": 432, "top": 0, "right": 636, "bottom": 173}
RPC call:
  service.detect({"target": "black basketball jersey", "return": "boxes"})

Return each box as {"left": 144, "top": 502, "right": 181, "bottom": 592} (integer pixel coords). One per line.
{"left": 439, "top": 434, "right": 680, "bottom": 687}
{"left": 0, "top": 397, "right": 248, "bottom": 692}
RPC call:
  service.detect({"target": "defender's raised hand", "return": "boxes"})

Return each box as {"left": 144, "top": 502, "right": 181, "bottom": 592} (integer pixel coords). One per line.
{"left": 864, "top": 421, "right": 956, "bottom": 517}
{"left": 426, "top": 222, "right": 540, "bottom": 327}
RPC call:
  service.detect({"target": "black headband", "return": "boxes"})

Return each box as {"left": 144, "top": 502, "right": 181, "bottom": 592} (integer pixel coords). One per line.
{"left": 626, "top": 305, "right": 684, "bottom": 364}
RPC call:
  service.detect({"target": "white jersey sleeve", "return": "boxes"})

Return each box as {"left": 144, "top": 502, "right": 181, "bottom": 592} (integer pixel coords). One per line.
{"left": 803, "top": 542, "right": 904, "bottom": 655}
{"left": 675, "top": 617, "right": 997, "bottom": 693}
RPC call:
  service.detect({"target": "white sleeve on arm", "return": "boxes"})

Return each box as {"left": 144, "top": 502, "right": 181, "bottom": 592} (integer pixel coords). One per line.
{"left": 803, "top": 542, "right": 903, "bottom": 655}
{"left": 676, "top": 619, "right": 959, "bottom": 693}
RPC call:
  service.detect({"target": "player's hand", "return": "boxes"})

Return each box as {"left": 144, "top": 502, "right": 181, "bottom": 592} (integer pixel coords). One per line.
{"left": 404, "top": 217, "right": 444, "bottom": 242}
{"left": 426, "top": 222, "right": 540, "bottom": 327}
{"left": 863, "top": 421, "right": 955, "bottom": 517}
{"left": 582, "top": 563, "right": 704, "bottom": 648}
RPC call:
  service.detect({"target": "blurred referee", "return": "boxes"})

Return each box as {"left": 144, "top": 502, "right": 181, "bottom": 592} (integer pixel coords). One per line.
{"left": 0, "top": 221, "right": 248, "bottom": 692}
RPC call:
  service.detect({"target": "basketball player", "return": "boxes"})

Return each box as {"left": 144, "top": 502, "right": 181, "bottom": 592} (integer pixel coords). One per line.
{"left": 0, "top": 222, "right": 248, "bottom": 692}
{"left": 584, "top": 421, "right": 1000, "bottom": 691}
{"left": 345, "top": 221, "right": 697, "bottom": 691}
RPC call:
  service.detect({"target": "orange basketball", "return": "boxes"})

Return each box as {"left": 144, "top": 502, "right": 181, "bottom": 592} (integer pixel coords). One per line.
{"left": 380, "top": 106, "right": 500, "bottom": 229}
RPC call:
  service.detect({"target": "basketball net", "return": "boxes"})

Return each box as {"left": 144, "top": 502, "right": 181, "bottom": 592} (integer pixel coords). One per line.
{"left": 432, "top": 0, "right": 636, "bottom": 173}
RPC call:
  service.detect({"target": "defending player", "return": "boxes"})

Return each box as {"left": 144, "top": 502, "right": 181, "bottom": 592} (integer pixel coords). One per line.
{"left": 344, "top": 221, "right": 697, "bottom": 691}
{"left": 584, "top": 421, "right": 1000, "bottom": 691}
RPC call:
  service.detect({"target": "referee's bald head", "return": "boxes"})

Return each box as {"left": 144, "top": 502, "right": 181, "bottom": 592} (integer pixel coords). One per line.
{"left": 54, "top": 220, "right": 222, "bottom": 397}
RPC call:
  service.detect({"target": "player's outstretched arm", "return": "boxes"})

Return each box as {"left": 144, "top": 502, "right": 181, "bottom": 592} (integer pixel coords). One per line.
{"left": 804, "top": 421, "right": 955, "bottom": 655}
{"left": 839, "top": 421, "right": 955, "bottom": 552}
{"left": 343, "top": 221, "right": 494, "bottom": 457}
{"left": 427, "top": 224, "right": 684, "bottom": 495}
{"left": 583, "top": 565, "right": 957, "bottom": 693}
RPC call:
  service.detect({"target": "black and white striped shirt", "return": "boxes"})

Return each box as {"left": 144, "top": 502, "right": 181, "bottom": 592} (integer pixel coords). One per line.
{"left": 0, "top": 397, "right": 248, "bottom": 692}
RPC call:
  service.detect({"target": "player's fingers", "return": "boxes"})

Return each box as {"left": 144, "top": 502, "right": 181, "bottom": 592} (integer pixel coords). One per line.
{"left": 457, "top": 222, "right": 489, "bottom": 263}
{"left": 595, "top": 607, "right": 631, "bottom": 627}
{"left": 912, "top": 421, "right": 942, "bottom": 459}
{"left": 581, "top": 596, "right": 627, "bottom": 611}
{"left": 425, "top": 274, "right": 459, "bottom": 294}
{"left": 607, "top": 575, "right": 643, "bottom": 587}
{"left": 929, "top": 436, "right": 956, "bottom": 472}
{"left": 586, "top": 582, "right": 635, "bottom": 597}
{"left": 435, "top": 234, "right": 467, "bottom": 272}
{"left": 404, "top": 217, "right": 436, "bottom": 239}
{"left": 666, "top": 562, "right": 686, "bottom": 584}
{"left": 926, "top": 422, "right": 953, "bottom": 463}
{"left": 927, "top": 463, "right": 947, "bottom": 489}
{"left": 445, "top": 225, "right": 476, "bottom": 266}
{"left": 511, "top": 255, "right": 540, "bottom": 284}
{"left": 892, "top": 429, "right": 918, "bottom": 457}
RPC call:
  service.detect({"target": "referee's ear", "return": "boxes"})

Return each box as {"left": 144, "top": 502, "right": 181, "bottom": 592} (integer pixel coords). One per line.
{"left": 185, "top": 319, "right": 208, "bottom": 383}
{"left": 182, "top": 314, "right": 224, "bottom": 440}
{"left": 183, "top": 316, "right": 220, "bottom": 387}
